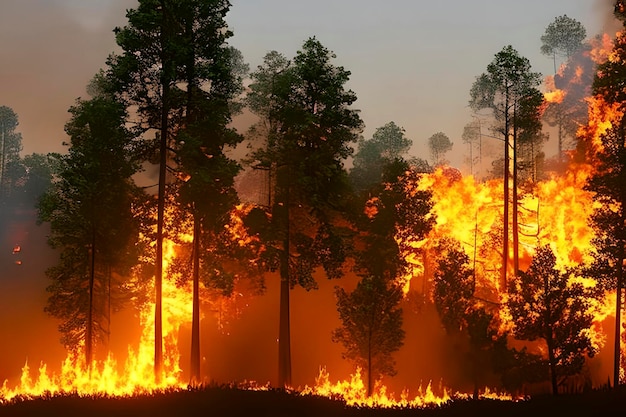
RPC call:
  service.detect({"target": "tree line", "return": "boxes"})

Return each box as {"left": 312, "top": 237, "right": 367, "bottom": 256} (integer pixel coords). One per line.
{"left": 2, "top": 0, "right": 626, "bottom": 398}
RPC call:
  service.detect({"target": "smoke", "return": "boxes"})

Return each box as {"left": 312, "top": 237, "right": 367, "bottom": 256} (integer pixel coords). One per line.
{"left": 596, "top": 0, "right": 623, "bottom": 33}
{"left": 0, "top": 1, "right": 136, "bottom": 155}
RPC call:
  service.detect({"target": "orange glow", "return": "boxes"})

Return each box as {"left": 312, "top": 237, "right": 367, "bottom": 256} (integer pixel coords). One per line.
{"left": 544, "top": 75, "right": 566, "bottom": 104}
{"left": 302, "top": 368, "right": 517, "bottom": 407}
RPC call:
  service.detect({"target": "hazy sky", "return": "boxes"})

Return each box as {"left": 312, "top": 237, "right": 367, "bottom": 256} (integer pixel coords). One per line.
{"left": 0, "top": 0, "right": 613, "bottom": 168}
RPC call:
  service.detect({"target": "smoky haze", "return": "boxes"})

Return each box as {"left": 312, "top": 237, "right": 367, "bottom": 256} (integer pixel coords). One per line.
{"left": 0, "top": 0, "right": 135, "bottom": 154}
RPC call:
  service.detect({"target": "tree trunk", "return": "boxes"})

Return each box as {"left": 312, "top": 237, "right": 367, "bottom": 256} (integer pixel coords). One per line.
{"left": 502, "top": 91, "right": 510, "bottom": 290}
{"left": 547, "top": 333, "right": 559, "bottom": 396}
{"left": 86, "top": 224, "right": 96, "bottom": 373}
{"left": 278, "top": 238, "right": 292, "bottom": 387}
{"left": 367, "top": 330, "right": 373, "bottom": 398}
{"left": 278, "top": 170, "right": 292, "bottom": 388}
{"left": 512, "top": 106, "right": 519, "bottom": 276}
{"left": 190, "top": 212, "right": 201, "bottom": 386}
{"left": 614, "top": 244, "right": 624, "bottom": 388}
{"left": 154, "top": 0, "right": 172, "bottom": 383}
{"left": 0, "top": 121, "right": 5, "bottom": 199}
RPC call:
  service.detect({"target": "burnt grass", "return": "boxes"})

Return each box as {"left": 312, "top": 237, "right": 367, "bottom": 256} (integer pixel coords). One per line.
{"left": 1, "top": 386, "right": 625, "bottom": 417}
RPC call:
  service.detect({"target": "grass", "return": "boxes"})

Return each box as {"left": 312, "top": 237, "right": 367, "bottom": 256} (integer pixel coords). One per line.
{"left": 1, "top": 385, "right": 625, "bottom": 417}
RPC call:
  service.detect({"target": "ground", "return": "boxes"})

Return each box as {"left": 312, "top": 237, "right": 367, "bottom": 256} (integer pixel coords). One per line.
{"left": 1, "top": 386, "right": 625, "bottom": 417}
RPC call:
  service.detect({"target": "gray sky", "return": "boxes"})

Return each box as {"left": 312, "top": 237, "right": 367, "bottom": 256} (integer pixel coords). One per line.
{"left": 0, "top": 0, "right": 612, "bottom": 168}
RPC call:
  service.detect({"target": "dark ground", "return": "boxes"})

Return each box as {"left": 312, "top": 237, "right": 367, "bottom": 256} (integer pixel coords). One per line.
{"left": 1, "top": 386, "right": 625, "bottom": 417}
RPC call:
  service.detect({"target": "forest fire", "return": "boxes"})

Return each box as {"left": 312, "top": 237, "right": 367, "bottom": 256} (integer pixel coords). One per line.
{"left": 4, "top": 1, "right": 626, "bottom": 414}
{"left": 0, "top": 161, "right": 618, "bottom": 406}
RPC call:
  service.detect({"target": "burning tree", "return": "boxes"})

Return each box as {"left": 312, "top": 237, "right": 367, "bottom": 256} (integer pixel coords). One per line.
{"left": 38, "top": 85, "right": 142, "bottom": 367}
{"left": 585, "top": 23, "right": 626, "bottom": 389}
{"left": 332, "top": 275, "right": 405, "bottom": 398}
{"left": 245, "top": 38, "right": 363, "bottom": 387}
{"left": 506, "top": 245, "right": 596, "bottom": 395}
{"left": 541, "top": 15, "right": 589, "bottom": 165}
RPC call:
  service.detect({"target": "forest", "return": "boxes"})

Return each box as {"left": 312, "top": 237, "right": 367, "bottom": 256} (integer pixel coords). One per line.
{"left": 1, "top": 0, "right": 626, "bottom": 413}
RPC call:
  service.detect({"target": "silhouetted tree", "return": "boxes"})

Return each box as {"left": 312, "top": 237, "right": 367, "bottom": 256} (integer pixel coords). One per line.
{"left": 541, "top": 15, "right": 588, "bottom": 164}
{"left": 432, "top": 239, "right": 507, "bottom": 398}
{"left": 427, "top": 132, "right": 453, "bottom": 166}
{"left": 507, "top": 245, "right": 595, "bottom": 395}
{"left": 541, "top": 15, "right": 587, "bottom": 73}
{"left": 350, "top": 121, "right": 412, "bottom": 192}
{"left": 0, "top": 106, "right": 23, "bottom": 201}
{"left": 433, "top": 241, "right": 474, "bottom": 333}
{"left": 245, "top": 38, "right": 363, "bottom": 387}
{"left": 38, "top": 93, "right": 141, "bottom": 367}
{"left": 333, "top": 275, "right": 404, "bottom": 397}
{"left": 585, "top": 8, "right": 626, "bottom": 386}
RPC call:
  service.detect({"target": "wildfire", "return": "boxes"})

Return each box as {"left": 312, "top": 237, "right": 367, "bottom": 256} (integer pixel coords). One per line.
{"left": 302, "top": 368, "right": 517, "bottom": 408}
{"left": 544, "top": 75, "right": 566, "bottom": 104}
{"left": 0, "top": 237, "right": 192, "bottom": 402}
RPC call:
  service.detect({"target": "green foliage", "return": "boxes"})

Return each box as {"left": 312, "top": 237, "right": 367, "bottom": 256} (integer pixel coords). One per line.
{"left": 245, "top": 38, "right": 363, "bottom": 288}
{"left": 349, "top": 121, "right": 412, "bottom": 192}
{"left": 38, "top": 95, "right": 142, "bottom": 351}
{"left": 507, "top": 245, "right": 596, "bottom": 393}
{"left": 469, "top": 45, "right": 542, "bottom": 118}
{"left": 332, "top": 275, "right": 405, "bottom": 394}
{"left": 352, "top": 166, "right": 434, "bottom": 284}
{"left": 540, "top": 15, "right": 586, "bottom": 62}
{"left": 432, "top": 240, "right": 474, "bottom": 333}
{"left": 0, "top": 106, "right": 23, "bottom": 200}
{"left": 427, "top": 132, "right": 453, "bottom": 166}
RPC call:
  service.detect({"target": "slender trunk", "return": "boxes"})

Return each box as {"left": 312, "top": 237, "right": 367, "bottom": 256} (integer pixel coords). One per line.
{"left": 502, "top": 92, "right": 510, "bottom": 290}
{"left": 87, "top": 223, "right": 96, "bottom": 372}
{"left": 558, "top": 117, "right": 563, "bottom": 165}
{"left": 614, "top": 123, "right": 626, "bottom": 389}
{"left": 367, "top": 329, "right": 373, "bottom": 398}
{"left": 544, "top": 270, "right": 558, "bottom": 395}
{"left": 547, "top": 332, "right": 559, "bottom": 395}
{"left": 0, "top": 121, "right": 5, "bottom": 199}
{"left": 512, "top": 106, "right": 519, "bottom": 276}
{"left": 190, "top": 212, "right": 201, "bottom": 385}
{"left": 278, "top": 169, "right": 292, "bottom": 387}
{"left": 614, "top": 245, "right": 624, "bottom": 388}
{"left": 154, "top": 0, "right": 171, "bottom": 383}
{"left": 278, "top": 238, "right": 292, "bottom": 387}
{"left": 472, "top": 345, "right": 479, "bottom": 400}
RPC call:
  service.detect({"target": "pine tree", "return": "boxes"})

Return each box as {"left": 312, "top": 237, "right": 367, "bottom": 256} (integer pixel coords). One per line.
{"left": 245, "top": 38, "right": 363, "bottom": 387}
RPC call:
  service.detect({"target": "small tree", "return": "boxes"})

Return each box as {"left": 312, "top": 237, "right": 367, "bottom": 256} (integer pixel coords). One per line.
{"left": 39, "top": 93, "right": 141, "bottom": 367}
{"left": 0, "top": 106, "right": 23, "bottom": 201}
{"left": 507, "top": 245, "right": 595, "bottom": 395}
{"left": 433, "top": 240, "right": 507, "bottom": 397}
{"left": 427, "top": 132, "right": 453, "bottom": 166}
{"left": 350, "top": 121, "right": 412, "bottom": 192}
{"left": 541, "top": 15, "right": 586, "bottom": 73}
{"left": 432, "top": 241, "right": 474, "bottom": 333}
{"left": 333, "top": 275, "right": 405, "bottom": 397}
